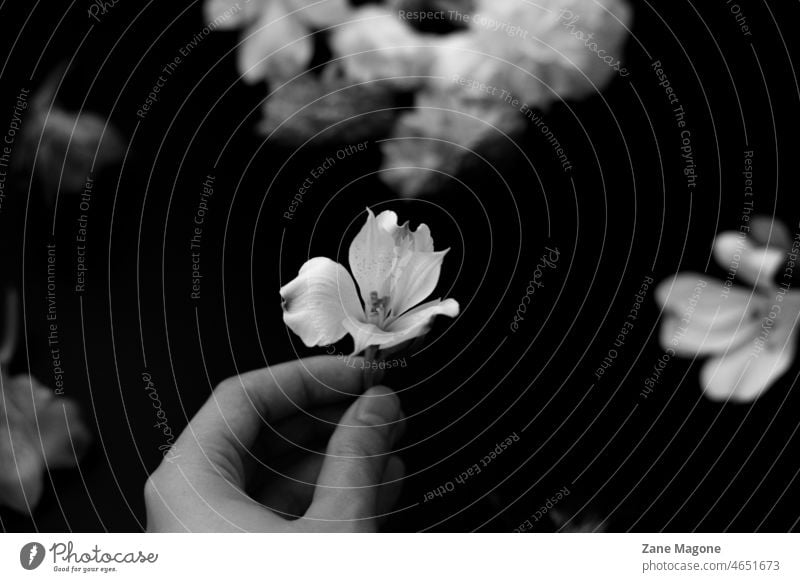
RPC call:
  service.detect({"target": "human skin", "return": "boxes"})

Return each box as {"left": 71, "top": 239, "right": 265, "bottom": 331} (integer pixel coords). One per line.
{"left": 144, "top": 356, "right": 405, "bottom": 532}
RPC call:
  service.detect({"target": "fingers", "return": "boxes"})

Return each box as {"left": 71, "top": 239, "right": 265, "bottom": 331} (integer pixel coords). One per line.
{"left": 243, "top": 403, "right": 348, "bottom": 494}
{"left": 253, "top": 454, "right": 325, "bottom": 519}
{"left": 263, "top": 403, "right": 350, "bottom": 459}
{"left": 303, "top": 386, "right": 405, "bottom": 531}
{"left": 167, "top": 356, "right": 364, "bottom": 487}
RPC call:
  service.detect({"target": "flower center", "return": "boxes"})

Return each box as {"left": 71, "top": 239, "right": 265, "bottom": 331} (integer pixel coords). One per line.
{"left": 368, "top": 291, "right": 391, "bottom": 326}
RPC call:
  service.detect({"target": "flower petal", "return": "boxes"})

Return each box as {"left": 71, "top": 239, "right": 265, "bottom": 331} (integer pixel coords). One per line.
{"left": 655, "top": 274, "right": 756, "bottom": 328}
{"left": 388, "top": 249, "right": 449, "bottom": 318}
{"left": 375, "top": 210, "right": 435, "bottom": 252}
{"left": 701, "top": 333, "right": 796, "bottom": 402}
{"left": 713, "top": 232, "right": 785, "bottom": 290}
{"left": 656, "top": 274, "right": 767, "bottom": 356}
{"left": 343, "top": 298, "right": 459, "bottom": 353}
{"left": 412, "top": 223, "right": 434, "bottom": 253}
{"left": 700, "top": 293, "right": 800, "bottom": 401}
{"left": 341, "top": 320, "right": 400, "bottom": 355}
{"left": 348, "top": 208, "right": 398, "bottom": 305}
{"left": 329, "top": 6, "right": 434, "bottom": 91}
{"left": 280, "top": 257, "right": 365, "bottom": 347}
{"left": 659, "top": 313, "right": 762, "bottom": 357}
{"left": 238, "top": 0, "right": 313, "bottom": 83}
{"left": 386, "top": 297, "right": 459, "bottom": 344}
{"left": 376, "top": 210, "right": 403, "bottom": 238}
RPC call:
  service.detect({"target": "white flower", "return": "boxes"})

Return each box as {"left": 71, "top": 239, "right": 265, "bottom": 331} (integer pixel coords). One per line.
{"left": 656, "top": 222, "right": 799, "bottom": 402}
{"left": 280, "top": 208, "right": 460, "bottom": 354}
{"left": 429, "top": 0, "right": 632, "bottom": 108}
{"left": 204, "top": 0, "right": 352, "bottom": 83}
{"left": 329, "top": 6, "right": 437, "bottom": 91}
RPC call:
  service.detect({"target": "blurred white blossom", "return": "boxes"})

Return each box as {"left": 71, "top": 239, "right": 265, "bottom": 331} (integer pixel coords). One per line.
{"left": 19, "top": 68, "right": 126, "bottom": 202}
{"left": 205, "top": 0, "right": 353, "bottom": 83}
{"left": 204, "top": 0, "right": 632, "bottom": 197}
{"left": 380, "top": 90, "right": 526, "bottom": 196}
{"left": 656, "top": 219, "right": 799, "bottom": 402}
{"left": 329, "top": 6, "right": 438, "bottom": 91}
{"left": 430, "top": 0, "right": 632, "bottom": 109}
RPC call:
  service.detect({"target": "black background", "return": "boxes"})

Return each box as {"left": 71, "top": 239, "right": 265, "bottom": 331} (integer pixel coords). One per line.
{"left": 1, "top": 0, "right": 800, "bottom": 532}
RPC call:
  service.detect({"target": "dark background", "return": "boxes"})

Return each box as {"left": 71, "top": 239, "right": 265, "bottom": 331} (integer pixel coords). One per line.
{"left": 1, "top": 0, "right": 800, "bottom": 532}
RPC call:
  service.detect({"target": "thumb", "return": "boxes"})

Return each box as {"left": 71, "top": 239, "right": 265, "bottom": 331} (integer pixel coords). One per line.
{"left": 304, "top": 386, "right": 404, "bottom": 531}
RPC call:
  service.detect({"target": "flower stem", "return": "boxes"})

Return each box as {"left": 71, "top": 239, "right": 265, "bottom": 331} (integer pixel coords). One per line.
{"left": 363, "top": 345, "right": 379, "bottom": 390}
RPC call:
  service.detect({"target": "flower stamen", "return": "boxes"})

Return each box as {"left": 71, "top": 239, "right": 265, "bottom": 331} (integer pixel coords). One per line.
{"left": 368, "top": 291, "right": 390, "bottom": 324}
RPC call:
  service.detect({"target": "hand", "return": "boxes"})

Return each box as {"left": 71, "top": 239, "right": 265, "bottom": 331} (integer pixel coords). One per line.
{"left": 144, "top": 356, "right": 405, "bottom": 532}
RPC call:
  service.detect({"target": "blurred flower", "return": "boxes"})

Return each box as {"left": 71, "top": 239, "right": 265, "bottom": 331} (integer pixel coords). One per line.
{"left": 0, "top": 374, "right": 92, "bottom": 514}
{"left": 656, "top": 219, "right": 799, "bottom": 402}
{"left": 280, "top": 208, "right": 459, "bottom": 354}
{"left": 25, "top": 110, "right": 125, "bottom": 196}
{"left": 380, "top": 90, "right": 526, "bottom": 196}
{"left": 329, "top": 6, "right": 437, "bottom": 91}
{"left": 258, "top": 74, "right": 399, "bottom": 144}
{"left": 205, "top": 0, "right": 353, "bottom": 83}
{"left": 429, "top": 0, "right": 632, "bottom": 108}
{"left": 18, "top": 67, "right": 126, "bottom": 203}
{"left": 205, "top": 0, "right": 632, "bottom": 199}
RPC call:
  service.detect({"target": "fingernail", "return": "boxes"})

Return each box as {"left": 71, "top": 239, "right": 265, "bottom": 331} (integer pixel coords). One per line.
{"left": 357, "top": 386, "right": 400, "bottom": 426}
